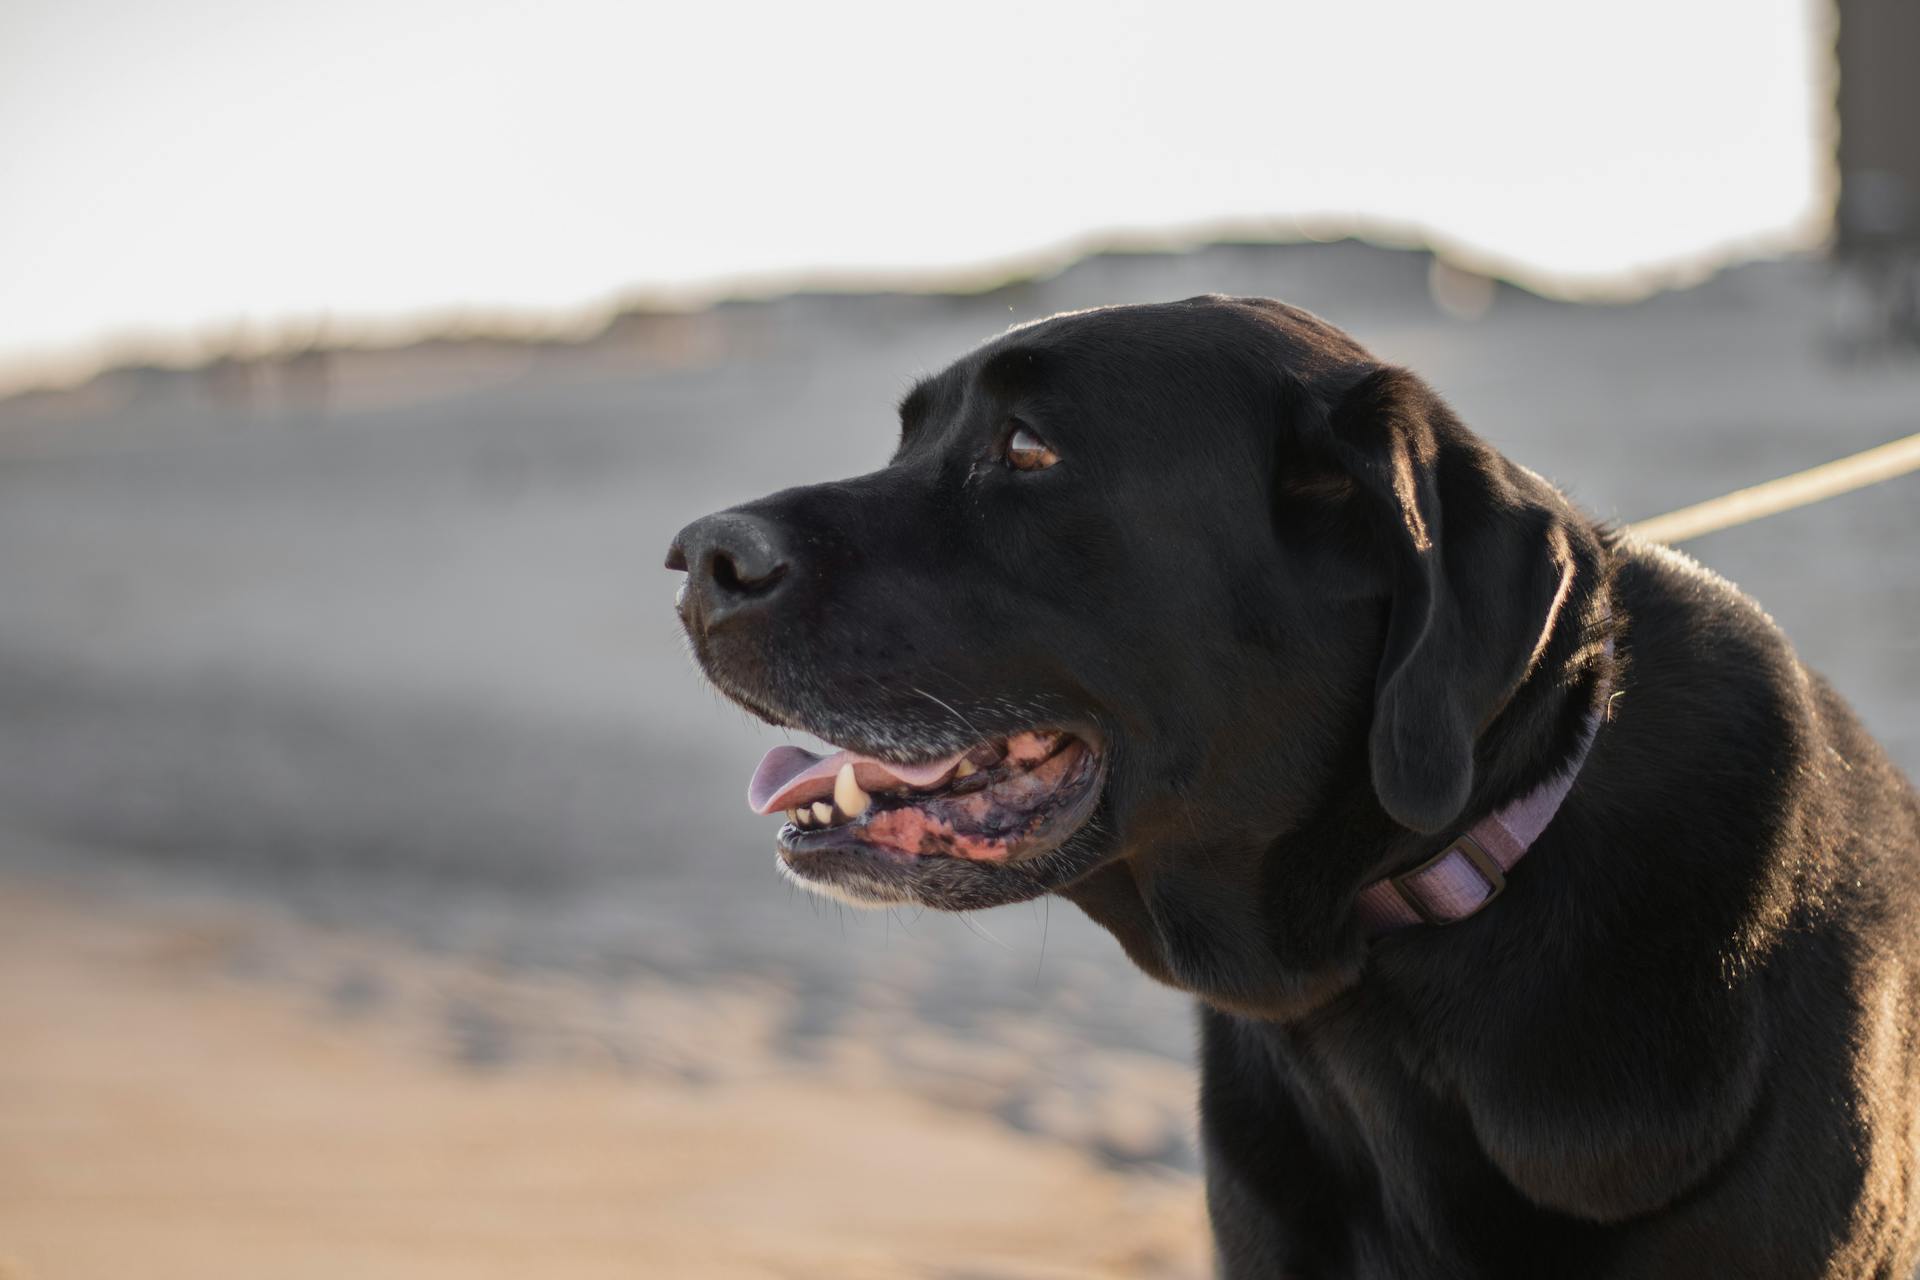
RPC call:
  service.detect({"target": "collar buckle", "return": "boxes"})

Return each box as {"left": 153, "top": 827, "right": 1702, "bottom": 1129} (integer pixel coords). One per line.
{"left": 1390, "top": 833, "right": 1507, "bottom": 927}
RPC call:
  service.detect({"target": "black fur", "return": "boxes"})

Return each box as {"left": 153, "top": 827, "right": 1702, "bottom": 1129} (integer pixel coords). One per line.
{"left": 670, "top": 296, "right": 1920, "bottom": 1276}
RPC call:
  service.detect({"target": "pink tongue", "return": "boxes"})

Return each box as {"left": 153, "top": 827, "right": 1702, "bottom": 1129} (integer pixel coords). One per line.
{"left": 748, "top": 745, "right": 969, "bottom": 815}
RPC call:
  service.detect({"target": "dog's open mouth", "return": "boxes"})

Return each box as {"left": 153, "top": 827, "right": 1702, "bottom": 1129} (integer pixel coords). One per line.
{"left": 748, "top": 730, "right": 1103, "bottom": 865}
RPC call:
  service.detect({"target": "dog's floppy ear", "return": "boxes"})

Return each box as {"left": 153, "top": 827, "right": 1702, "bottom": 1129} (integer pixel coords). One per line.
{"left": 1303, "top": 366, "right": 1572, "bottom": 833}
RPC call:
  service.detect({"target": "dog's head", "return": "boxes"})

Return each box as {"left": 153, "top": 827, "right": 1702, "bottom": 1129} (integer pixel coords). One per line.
{"left": 670, "top": 296, "right": 1602, "bottom": 1015}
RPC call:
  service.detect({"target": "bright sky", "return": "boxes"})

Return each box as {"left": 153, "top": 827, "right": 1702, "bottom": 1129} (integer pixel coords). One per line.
{"left": 0, "top": 0, "right": 1825, "bottom": 384}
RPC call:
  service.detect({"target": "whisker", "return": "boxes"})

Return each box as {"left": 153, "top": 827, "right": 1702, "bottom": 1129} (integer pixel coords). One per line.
{"left": 910, "top": 683, "right": 987, "bottom": 742}
{"left": 956, "top": 911, "right": 1009, "bottom": 950}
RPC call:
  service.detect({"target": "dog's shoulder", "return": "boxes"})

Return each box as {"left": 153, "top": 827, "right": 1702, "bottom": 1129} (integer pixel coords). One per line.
{"left": 1430, "top": 538, "right": 1915, "bottom": 1224}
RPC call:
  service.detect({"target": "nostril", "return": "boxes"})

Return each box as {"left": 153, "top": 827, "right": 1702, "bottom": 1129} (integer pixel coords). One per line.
{"left": 708, "top": 547, "right": 787, "bottom": 596}
{"left": 710, "top": 550, "right": 746, "bottom": 593}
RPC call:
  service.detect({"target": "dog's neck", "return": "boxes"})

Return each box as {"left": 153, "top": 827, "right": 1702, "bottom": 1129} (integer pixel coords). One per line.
{"left": 1060, "top": 526, "right": 1621, "bottom": 1024}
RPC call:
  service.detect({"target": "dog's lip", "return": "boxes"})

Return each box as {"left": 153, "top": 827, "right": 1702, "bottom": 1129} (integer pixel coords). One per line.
{"left": 768, "top": 730, "right": 1105, "bottom": 867}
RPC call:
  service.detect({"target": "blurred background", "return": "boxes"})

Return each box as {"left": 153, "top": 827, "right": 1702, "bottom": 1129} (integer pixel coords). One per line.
{"left": 1, "top": 1, "right": 1916, "bottom": 1276}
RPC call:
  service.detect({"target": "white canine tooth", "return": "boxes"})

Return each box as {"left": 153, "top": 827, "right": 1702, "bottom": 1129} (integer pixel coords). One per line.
{"left": 786, "top": 808, "right": 802, "bottom": 826}
{"left": 834, "top": 763, "right": 870, "bottom": 818}
{"left": 954, "top": 759, "right": 977, "bottom": 778}
{"left": 792, "top": 807, "right": 811, "bottom": 827}
{"left": 812, "top": 801, "right": 834, "bottom": 826}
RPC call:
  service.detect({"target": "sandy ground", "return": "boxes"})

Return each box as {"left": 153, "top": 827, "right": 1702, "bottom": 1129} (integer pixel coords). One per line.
{"left": 0, "top": 879, "right": 1206, "bottom": 1280}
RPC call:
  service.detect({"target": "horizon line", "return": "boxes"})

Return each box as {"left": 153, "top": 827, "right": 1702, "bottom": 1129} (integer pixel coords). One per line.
{"left": 0, "top": 211, "right": 1828, "bottom": 403}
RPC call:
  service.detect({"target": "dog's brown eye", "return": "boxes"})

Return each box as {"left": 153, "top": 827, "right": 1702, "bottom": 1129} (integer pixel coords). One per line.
{"left": 1005, "top": 425, "right": 1059, "bottom": 472}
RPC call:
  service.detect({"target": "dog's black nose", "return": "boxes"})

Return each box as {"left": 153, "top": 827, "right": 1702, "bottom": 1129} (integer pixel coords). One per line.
{"left": 666, "top": 511, "right": 793, "bottom": 630}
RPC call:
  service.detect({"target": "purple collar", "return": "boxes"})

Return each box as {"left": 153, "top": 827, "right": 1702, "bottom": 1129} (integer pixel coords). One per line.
{"left": 1354, "top": 675, "right": 1611, "bottom": 936}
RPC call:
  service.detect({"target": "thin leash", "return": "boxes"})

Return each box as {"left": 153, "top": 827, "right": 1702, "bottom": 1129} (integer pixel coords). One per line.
{"left": 1627, "top": 430, "right": 1920, "bottom": 543}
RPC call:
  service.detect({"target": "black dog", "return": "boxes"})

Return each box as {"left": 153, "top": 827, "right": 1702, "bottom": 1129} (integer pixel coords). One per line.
{"left": 668, "top": 297, "right": 1920, "bottom": 1277}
